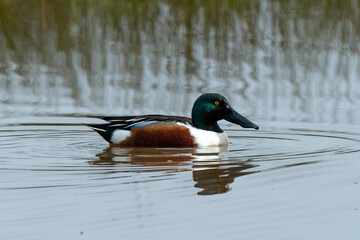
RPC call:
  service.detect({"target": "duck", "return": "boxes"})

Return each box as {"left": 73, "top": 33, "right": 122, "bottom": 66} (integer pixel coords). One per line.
{"left": 86, "top": 93, "right": 259, "bottom": 147}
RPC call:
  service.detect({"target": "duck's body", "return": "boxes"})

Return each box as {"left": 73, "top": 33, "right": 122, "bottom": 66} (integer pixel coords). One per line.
{"left": 86, "top": 93, "right": 258, "bottom": 147}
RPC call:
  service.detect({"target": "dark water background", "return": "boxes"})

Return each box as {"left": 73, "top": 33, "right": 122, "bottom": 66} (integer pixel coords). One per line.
{"left": 1, "top": 1, "right": 360, "bottom": 239}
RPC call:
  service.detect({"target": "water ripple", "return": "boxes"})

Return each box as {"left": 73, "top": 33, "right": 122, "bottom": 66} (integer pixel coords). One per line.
{"left": 1, "top": 120, "right": 359, "bottom": 196}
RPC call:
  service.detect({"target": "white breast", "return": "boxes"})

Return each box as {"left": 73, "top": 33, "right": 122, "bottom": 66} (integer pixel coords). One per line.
{"left": 177, "top": 123, "right": 229, "bottom": 147}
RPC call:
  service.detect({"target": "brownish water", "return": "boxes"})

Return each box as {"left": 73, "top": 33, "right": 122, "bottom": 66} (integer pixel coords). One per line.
{"left": 1, "top": 1, "right": 360, "bottom": 239}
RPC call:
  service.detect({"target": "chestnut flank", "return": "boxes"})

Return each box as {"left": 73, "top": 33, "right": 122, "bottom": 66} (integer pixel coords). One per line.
{"left": 114, "top": 123, "right": 195, "bottom": 147}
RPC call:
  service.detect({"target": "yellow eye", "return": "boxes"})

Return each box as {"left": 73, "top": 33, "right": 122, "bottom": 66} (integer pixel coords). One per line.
{"left": 214, "top": 101, "right": 220, "bottom": 105}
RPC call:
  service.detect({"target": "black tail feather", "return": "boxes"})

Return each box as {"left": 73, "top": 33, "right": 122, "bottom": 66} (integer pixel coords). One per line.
{"left": 84, "top": 123, "right": 114, "bottom": 143}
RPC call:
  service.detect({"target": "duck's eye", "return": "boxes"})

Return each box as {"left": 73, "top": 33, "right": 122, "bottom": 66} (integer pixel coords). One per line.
{"left": 214, "top": 100, "right": 220, "bottom": 105}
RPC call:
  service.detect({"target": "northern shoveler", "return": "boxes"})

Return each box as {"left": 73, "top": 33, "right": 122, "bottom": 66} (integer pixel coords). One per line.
{"left": 86, "top": 93, "right": 259, "bottom": 147}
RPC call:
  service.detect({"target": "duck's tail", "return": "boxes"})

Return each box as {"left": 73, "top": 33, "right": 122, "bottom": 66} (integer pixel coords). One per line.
{"left": 84, "top": 123, "right": 115, "bottom": 143}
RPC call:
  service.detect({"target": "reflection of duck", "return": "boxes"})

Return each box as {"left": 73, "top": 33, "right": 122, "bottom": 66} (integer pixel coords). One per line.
{"left": 193, "top": 160, "right": 258, "bottom": 195}
{"left": 89, "top": 146, "right": 258, "bottom": 195}
{"left": 91, "top": 146, "right": 196, "bottom": 170}
{"left": 85, "top": 93, "right": 258, "bottom": 147}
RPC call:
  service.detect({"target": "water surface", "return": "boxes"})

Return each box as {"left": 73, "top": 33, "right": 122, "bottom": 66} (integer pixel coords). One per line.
{"left": 1, "top": 1, "right": 360, "bottom": 239}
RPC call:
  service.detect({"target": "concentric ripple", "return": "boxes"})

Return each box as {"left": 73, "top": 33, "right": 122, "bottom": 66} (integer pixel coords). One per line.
{"left": 1, "top": 119, "right": 359, "bottom": 197}
{"left": 2, "top": 118, "right": 359, "bottom": 195}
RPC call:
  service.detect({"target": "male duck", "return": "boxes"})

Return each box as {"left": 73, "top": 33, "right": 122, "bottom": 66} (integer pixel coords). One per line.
{"left": 86, "top": 93, "right": 259, "bottom": 147}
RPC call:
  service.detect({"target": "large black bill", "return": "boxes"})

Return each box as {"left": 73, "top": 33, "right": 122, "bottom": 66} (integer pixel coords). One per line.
{"left": 224, "top": 108, "right": 259, "bottom": 130}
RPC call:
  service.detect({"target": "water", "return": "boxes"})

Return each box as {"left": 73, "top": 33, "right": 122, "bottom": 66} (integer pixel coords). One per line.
{"left": 1, "top": 1, "right": 360, "bottom": 239}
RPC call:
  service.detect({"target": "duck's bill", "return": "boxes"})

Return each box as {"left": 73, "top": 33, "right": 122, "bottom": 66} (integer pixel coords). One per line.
{"left": 224, "top": 108, "right": 259, "bottom": 130}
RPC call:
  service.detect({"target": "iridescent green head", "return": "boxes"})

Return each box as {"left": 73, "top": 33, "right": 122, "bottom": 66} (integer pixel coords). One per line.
{"left": 191, "top": 93, "right": 259, "bottom": 133}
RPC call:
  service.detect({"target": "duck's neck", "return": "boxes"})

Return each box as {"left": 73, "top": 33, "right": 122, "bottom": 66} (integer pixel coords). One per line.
{"left": 192, "top": 111, "right": 223, "bottom": 133}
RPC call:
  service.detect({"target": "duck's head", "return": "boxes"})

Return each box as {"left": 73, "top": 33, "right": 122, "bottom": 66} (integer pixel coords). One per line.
{"left": 191, "top": 93, "right": 259, "bottom": 133}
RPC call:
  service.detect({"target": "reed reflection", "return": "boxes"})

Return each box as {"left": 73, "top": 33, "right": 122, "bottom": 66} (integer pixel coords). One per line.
{"left": 1, "top": 0, "right": 359, "bottom": 124}
{"left": 90, "top": 146, "right": 258, "bottom": 195}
